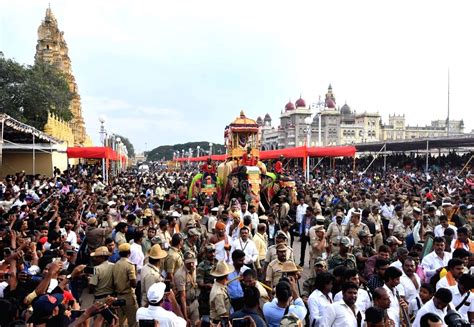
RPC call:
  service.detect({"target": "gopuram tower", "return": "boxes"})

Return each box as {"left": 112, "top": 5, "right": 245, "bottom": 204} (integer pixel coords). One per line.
{"left": 35, "top": 7, "right": 87, "bottom": 145}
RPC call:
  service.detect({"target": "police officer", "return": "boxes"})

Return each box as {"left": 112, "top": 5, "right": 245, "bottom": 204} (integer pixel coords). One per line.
{"left": 163, "top": 233, "right": 184, "bottom": 283}
{"left": 210, "top": 260, "right": 234, "bottom": 324}
{"left": 264, "top": 231, "right": 294, "bottom": 271}
{"left": 197, "top": 244, "right": 217, "bottom": 327}
{"left": 140, "top": 244, "right": 168, "bottom": 306}
{"left": 175, "top": 251, "right": 199, "bottom": 326}
{"left": 112, "top": 243, "right": 139, "bottom": 327}
{"left": 89, "top": 246, "right": 114, "bottom": 301}
{"left": 265, "top": 243, "right": 289, "bottom": 288}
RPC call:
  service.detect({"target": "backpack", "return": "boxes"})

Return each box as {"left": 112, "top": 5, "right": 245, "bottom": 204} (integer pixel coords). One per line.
{"left": 280, "top": 311, "right": 302, "bottom": 327}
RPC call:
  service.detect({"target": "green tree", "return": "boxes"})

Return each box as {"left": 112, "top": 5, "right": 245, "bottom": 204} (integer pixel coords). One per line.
{"left": 116, "top": 134, "right": 135, "bottom": 158}
{"left": 0, "top": 56, "right": 73, "bottom": 130}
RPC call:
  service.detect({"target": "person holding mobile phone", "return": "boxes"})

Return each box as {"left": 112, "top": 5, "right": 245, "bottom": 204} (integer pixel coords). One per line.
{"left": 136, "top": 282, "right": 186, "bottom": 326}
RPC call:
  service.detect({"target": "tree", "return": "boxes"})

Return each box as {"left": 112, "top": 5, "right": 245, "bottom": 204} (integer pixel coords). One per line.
{"left": 147, "top": 142, "right": 226, "bottom": 161}
{"left": 0, "top": 56, "right": 73, "bottom": 130}
{"left": 116, "top": 134, "right": 135, "bottom": 158}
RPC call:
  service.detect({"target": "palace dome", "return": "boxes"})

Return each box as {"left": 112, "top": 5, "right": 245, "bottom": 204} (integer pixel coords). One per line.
{"left": 295, "top": 97, "right": 306, "bottom": 108}
{"left": 285, "top": 101, "right": 295, "bottom": 111}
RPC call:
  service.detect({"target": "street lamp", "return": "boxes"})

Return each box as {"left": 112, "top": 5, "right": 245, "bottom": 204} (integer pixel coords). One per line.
{"left": 98, "top": 115, "right": 107, "bottom": 183}
{"left": 197, "top": 145, "right": 200, "bottom": 157}
{"left": 116, "top": 137, "right": 121, "bottom": 174}
{"left": 304, "top": 117, "right": 312, "bottom": 182}
{"left": 209, "top": 142, "right": 213, "bottom": 156}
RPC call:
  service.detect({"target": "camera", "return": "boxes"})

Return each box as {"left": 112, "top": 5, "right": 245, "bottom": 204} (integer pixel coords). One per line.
{"left": 444, "top": 310, "right": 470, "bottom": 327}
{"left": 112, "top": 299, "right": 126, "bottom": 307}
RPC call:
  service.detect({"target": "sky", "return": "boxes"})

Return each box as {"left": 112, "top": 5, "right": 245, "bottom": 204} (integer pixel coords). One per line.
{"left": 1, "top": 0, "right": 474, "bottom": 152}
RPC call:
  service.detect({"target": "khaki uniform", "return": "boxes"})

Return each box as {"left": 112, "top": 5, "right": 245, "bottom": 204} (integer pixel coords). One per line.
{"left": 393, "top": 224, "right": 413, "bottom": 240}
{"left": 265, "top": 259, "right": 285, "bottom": 288}
{"left": 264, "top": 244, "right": 294, "bottom": 264}
{"left": 309, "top": 227, "right": 326, "bottom": 266}
{"left": 345, "top": 222, "right": 370, "bottom": 247}
{"left": 89, "top": 260, "right": 114, "bottom": 299}
{"left": 368, "top": 213, "right": 384, "bottom": 251}
{"left": 112, "top": 257, "right": 138, "bottom": 327}
{"left": 388, "top": 216, "right": 403, "bottom": 234}
{"left": 156, "top": 229, "right": 172, "bottom": 248}
{"left": 253, "top": 232, "right": 267, "bottom": 265}
{"left": 175, "top": 266, "right": 199, "bottom": 325}
{"left": 179, "top": 214, "right": 193, "bottom": 232}
{"left": 163, "top": 246, "right": 184, "bottom": 278}
{"left": 326, "top": 222, "right": 344, "bottom": 254}
{"left": 140, "top": 263, "right": 164, "bottom": 306}
{"left": 210, "top": 282, "right": 231, "bottom": 321}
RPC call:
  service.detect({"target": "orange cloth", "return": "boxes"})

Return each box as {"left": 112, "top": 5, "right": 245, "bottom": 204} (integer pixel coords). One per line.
{"left": 453, "top": 239, "right": 474, "bottom": 252}
{"left": 445, "top": 271, "right": 457, "bottom": 287}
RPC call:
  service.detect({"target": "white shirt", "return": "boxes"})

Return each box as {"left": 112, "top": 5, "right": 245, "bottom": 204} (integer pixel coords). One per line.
{"left": 448, "top": 284, "right": 474, "bottom": 320}
{"left": 308, "top": 290, "right": 333, "bottom": 327}
{"left": 383, "top": 284, "right": 405, "bottom": 327}
{"left": 130, "top": 242, "right": 145, "bottom": 279}
{"left": 296, "top": 203, "right": 309, "bottom": 224}
{"left": 412, "top": 299, "right": 448, "bottom": 327}
{"left": 434, "top": 224, "right": 457, "bottom": 238}
{"left": 421, "top": 251, "right": 452, "bottom": 279}
{"left": 408, "top": 296, "right": 424, "bottom": 318}
{"left": 400, "top": 272, "right": 421, "bottom": 304}
{"left": 323, "top": 300, "right": 362, "bottom": 327}
{"left": 250, "top": 212, "right": 259, "bottom": 232}
{"left": 333, "top": 288, "right": 372, "bottom": 314}
{"left": 136, "top": 304, "right": 186, "bottom": 327}
{"left": 231, "top": 238, "right": 258, "bottom": 264}
{"left": 436, "top": 276, "right": 455, "bottom": 290}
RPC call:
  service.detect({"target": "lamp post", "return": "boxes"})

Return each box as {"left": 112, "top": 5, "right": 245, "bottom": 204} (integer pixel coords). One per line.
{"left": 209, "top": 142, "right": 213, "bottom": 157}
{"left": 197, "top": 145, "right": 200, "bottom": 157}
{"left": 304, "top": 117, "right": 312, "bottom": 182}
{"left": 99, "top": 115, "right": 107, "bottom": 184}
{"left": 181, "top": 149, "right": 185, "bottom": 159}
{"left": 116, "top": 137, "right": 121, "bottom": 174}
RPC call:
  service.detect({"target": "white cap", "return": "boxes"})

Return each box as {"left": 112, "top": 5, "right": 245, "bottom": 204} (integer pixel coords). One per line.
{"left": 147, "top": 282, "right": 166, "bottom": 304}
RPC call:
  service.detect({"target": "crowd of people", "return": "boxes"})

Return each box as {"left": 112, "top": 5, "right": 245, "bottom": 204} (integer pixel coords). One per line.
{"left": 0, "top": 151, "right": 473, "bottom": 327}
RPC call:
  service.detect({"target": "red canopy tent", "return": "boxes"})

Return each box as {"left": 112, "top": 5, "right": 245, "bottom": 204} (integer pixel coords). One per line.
{"left": 175, "top": 145, "right": 356, "bottom": 162}
{"left": 66, "top": 146, "right": 119, "bottom": 160}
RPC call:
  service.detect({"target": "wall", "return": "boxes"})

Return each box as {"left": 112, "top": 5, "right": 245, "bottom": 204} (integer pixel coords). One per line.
{"left": 1, "top": 150, "right": 68, "bottom": 177}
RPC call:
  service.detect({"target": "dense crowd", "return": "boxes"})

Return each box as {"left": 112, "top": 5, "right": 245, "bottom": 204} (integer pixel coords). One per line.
{"left": 0, "top": 152, "right": 473, "bottom": 327}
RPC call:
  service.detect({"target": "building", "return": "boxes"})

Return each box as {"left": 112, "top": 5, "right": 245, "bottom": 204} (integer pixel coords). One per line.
{"left": 260, "top": 84, "right": 464, "bottom": 149}
{"left": 35, "top": 7, "right": 89, "bottom": 146}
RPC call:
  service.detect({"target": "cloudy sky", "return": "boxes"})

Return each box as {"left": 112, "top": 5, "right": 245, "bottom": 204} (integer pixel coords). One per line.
{"left": 1, "top": 0, "right": 473, "bottom": 152}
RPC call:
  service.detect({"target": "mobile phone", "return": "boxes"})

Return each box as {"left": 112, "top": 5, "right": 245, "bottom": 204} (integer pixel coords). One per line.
{"left": 3, "top": 247, "right": 11, "bottom": 256}
{"left": 164, "top": 280, "right": 171, "bottom": 292}
{"left": 232, "top": 317, "right": 250, "bottom": 327}
{"left": 221, "top": 317, "right": 230, "bottom": 327}
{"left": 139, "top": 320, "right": 156, "bottom": 327}
{"left": 84, "top": 266, "right": 95, "bottom": 275}
{"left": 112, "top": 299, "right": 126, "bottom": 307}
{"left": 70, "top": 310, "right": 85, "bottom": 320}
{"left": 100, "top": 308, "right": 115, "bottom": 324}
{"left": 66, "top": 250, "right": 75, "bottom": 256}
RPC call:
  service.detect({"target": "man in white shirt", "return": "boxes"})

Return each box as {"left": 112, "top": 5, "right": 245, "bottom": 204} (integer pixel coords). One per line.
{"left": 434, "top": 215, "right": 457, "bottom": 238}
{"left": 382, "top": 266, "right": 406, "bottom": 327}
{"left": 400, "top": 257, "right": 421, "bottom": 304}
{"left": 447, "top": 274, "right": 474, "bottom": 321}
{"left": 323, "top": 282, "right": 363, "bottom": 327}
{"left": 231, "top": 226, "right": 258, "bottom": 266}
{"left": 436, "top": 258, "right": 465, "bottom": 290}
{"left": 421, "top": 237, "right": 452, "bottom": 279}
{"left": 130, "top": 231, "right": 145, "bottom": 280}
{"left": 308, "top": 272, "right": 334, "bottom": 327}
{"left": 136, "top": 282, "right": 186, "bottom": 326}
{"left": 333, "top": 269, "right": 372, "bottom": 315}
{"left": 412, "top": 288, "right": 452, "bottom": 327}
{"left": 295, "top": 198, "right": 308, "bottom": 232}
